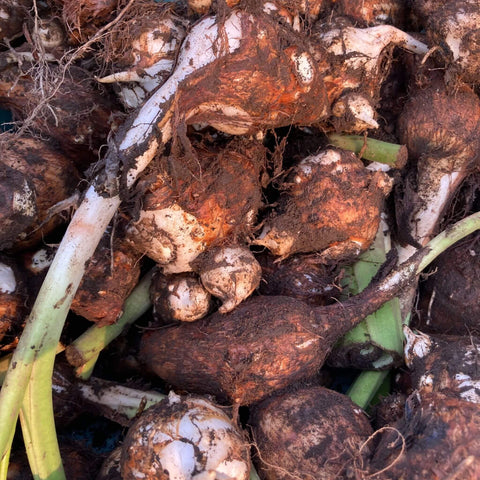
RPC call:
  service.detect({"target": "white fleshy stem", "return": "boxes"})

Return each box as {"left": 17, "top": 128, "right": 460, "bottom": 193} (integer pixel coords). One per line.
{"left": 77, "top": 377, "right": 166, "bottom": 421}
{"left": 321, "top": 24, "right": 428, "bottom": 76}
{"left": 397, "top": 170, "right": 463, "bottom": 262}
{"left": 0, "top": 11, "right": 245, "bottom": 472}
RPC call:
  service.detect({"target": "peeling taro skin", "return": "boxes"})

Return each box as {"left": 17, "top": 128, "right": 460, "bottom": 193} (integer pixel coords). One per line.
{"left": 249, "top": 386, "right": 373, "bottom": 480}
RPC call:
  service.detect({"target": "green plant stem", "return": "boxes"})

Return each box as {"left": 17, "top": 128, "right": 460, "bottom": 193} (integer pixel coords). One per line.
{"left": 0, "top": 427, "right": 14, "bottom": 480}
{"left": 346, "top": 210, "right": 480, "bottom": 408}
{"left": 66, "top": 269, "right": 153, "bottom": 370}
{"left": 20, "top": 380, "right": 65, "bottom": 480}
{"left": 250, "top": 465, "right": 261, "bottom": 480}
{"left": 328, "top": 133, "right": 407, "bottom": 168}
{"left": 347, "top": 370, "right": 390, "bottom": 410}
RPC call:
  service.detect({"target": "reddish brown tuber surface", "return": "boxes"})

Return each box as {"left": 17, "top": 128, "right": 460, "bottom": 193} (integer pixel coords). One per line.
{"left": 336, "top": 0, "right": 406, "bottom": 27}
{"left": 250, "top": 385, "right": 372, "bottom": 480}
{"left": 126, "top": 138, "right": 265, "bottom": 273}
{"left": 71, "top": 231, "right": 142, "bottom": 326}
{"left": 254, "top": 148, "right": 392, "bottom": 262}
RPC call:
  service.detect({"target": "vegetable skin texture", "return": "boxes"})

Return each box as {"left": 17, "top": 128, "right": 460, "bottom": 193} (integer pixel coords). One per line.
{"left": 0, "top": 135, "right": 80, "bottom": 250}
{"left": 139, "top": 245, "right": 422, "bottom": 406}
{"left": 174, "top": 10, "right": 329, "bottom": 135}
{"left": 151, "top": 271, "right": 212, "bottom": 323}
{"left": 254, "top": 148, "right": 392, "bottom": 262}
{"left": 121, "top": 392, "right": 250, "bottom": 480}
{"left": 193, "top": 244, "right": 262, "bottom": 313}
{"left": 126, "top": 138, "right": 265, "bottom": 274}
{"left": 404, "top": 328, "right": 480, "bottom": 404}
{"left": 417, "top": 237, "right": 480, "bottom": 334}
{"left": 424, "top": 0, "right": 480, "bottom": 84}
{"left": 396, "top": 75, "right": 480, "bottom": 257}
{"left": 250, "top": 386, "right": 372, "bottom": 480}
{"left": 369, "top": 391, "right": 480, "bottom": 479}
{"left": 70, "top": 233, "right": 142, "bottom": 326}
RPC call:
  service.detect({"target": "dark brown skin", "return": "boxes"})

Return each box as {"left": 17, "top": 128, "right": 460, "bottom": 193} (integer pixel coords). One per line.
{"left": 0, "top": 162, "right": 37, "bottom": 251}
{"left": 140, "top": 249, "right": 423, "bottom": 406}
{"left": 48, "top": 0, "right": 120, "bottom": 44}
{"left": 1, "top": 135, "right": 80, "bottom": 250}
{"left": 417, "top": 236, "right": 480, "bottom": 334}
{"left": 249, "top": 385, "right": 372, "bottom": 480}
{"left": 256, "top": 252, "right": 340, "bottom": 306}
{"left": 369, "top": 392, "right": 480, "bottom": 479}
{"left": 405, "top": 331, "right": 480, "bottom": 402}
{"left": 0, "top": 0, "right": 32, "bottom": 40}
{"left": 0, "top": 63, "right": 123, "bottom": 168}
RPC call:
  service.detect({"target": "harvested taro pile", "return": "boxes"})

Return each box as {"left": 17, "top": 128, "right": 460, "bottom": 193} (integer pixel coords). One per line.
{"left": 2, "top": 0, "right": 480, "bottom": 479}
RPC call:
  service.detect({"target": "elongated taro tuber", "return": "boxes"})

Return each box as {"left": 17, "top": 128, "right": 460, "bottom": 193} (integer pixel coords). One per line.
{"left": 140, "top": 246, "right": 430, "bottom": 406}
{"left": 120, "top": 391, "right": 250, "bottom": 480}
{"left": 250, "top": 385, "right": 372, "bottom": 480}
{"left": 254, "top": 148, "right": 392, "bottom": 262}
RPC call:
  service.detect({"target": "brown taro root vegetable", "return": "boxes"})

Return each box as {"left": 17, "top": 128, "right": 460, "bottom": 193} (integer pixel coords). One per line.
{"left": 0, "top": 63, "right": 122, "bottom": 166}
{"left": 120, "top": 391, "right": 251, "bottom": 480}
{"left": 420, "top": 0, "right": 480, "bottom": 85}
{"left": 335, "top": 0, "right": 406, "bottom": 28}
{"left": 396, "top": 75, "right": 480, "bottom": 260}
{"left": 0, "top": 161, "right": 37, "bottom": 251}
{"left": 249, "top": 385, "right": 372, "bottom": 480}
{"left": 0, "top": 135, "right": 80, "bottom": 250}
{"left": 192, "top": 244, "right": 262, "bottom": 313}
{"left": 417, "top": 236, "right": 480, "bottom": 334}
{"left": 139, "top": 249, "right": 423, "bottom": 406}
{"left": 253, "top": 148, "right": 393, "bottom": 262}
{"left": 256, "top": 251, "right": 340, "bottom": 306}
{"left": 149, "top": 8, "right": 330, "bottom": 137}
{"left": 368, "top": 391, "right": 480, "bottom": 479}
{"left": 151, "top": 270, "right": 212, "bottom": 323}
{"left": 0, "top": 255, "right": 26, "bottom": 351}
{"left": 70, "top": 230, "right": 142, "bottom": 326}
{"left": 126, "top": 138, "right": 265, "bottom": 274}
{"left": 310, "top": 17, "right": 427, "bottom": 132}
{"left": 0, "top": 0, "right": 33, "bottom": 40}
{"left": 403, "top": 327, "right": 480, "bottom": 404}
{"left": 97, "top": 1, "right": 188, "bottom": 110}
{"left": 47, "top": 0, "right": 120, "bottom": 44}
